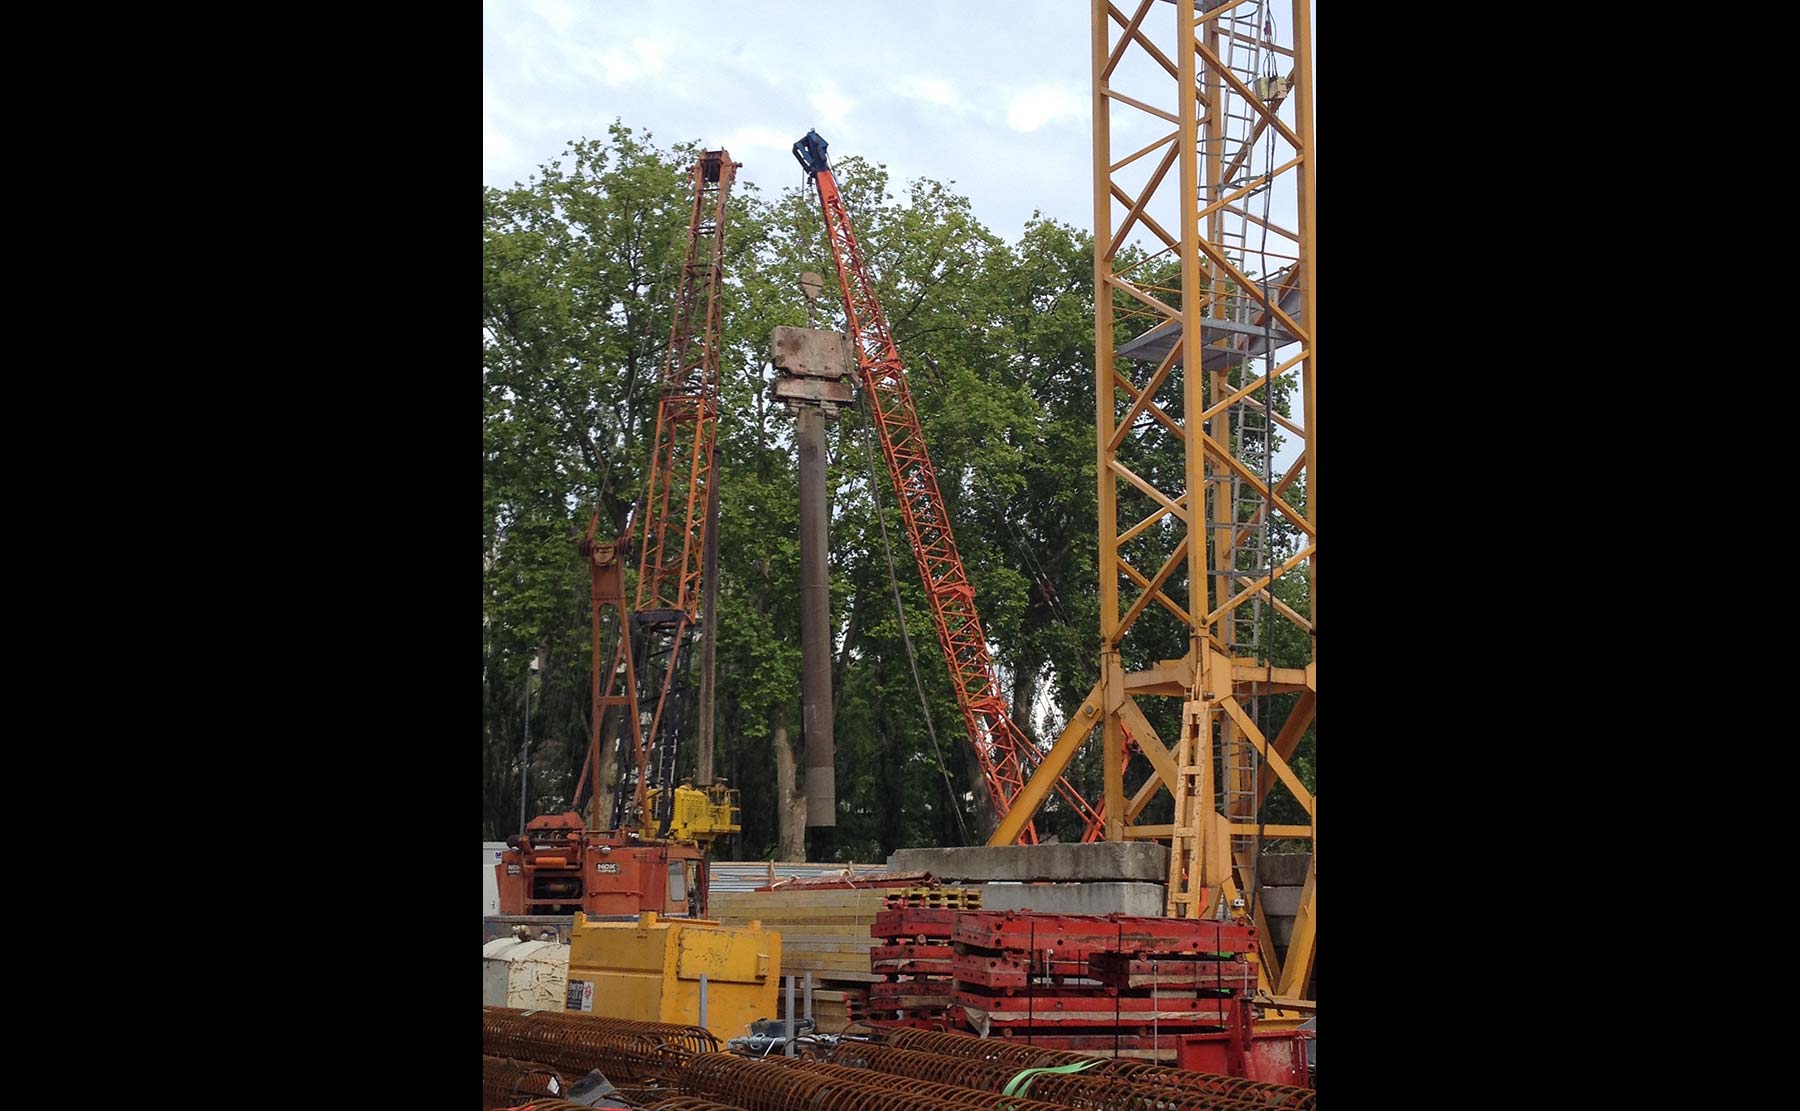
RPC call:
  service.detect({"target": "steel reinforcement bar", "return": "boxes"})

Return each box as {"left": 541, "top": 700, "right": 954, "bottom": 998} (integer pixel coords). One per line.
{"left": 833, "top": 1039, "right": 1297, "bottom": 1111}
{"left": 883, "top": 1028, "right": 1315, "bottom": 1108}
{"left": 483, "top": 1054, "right": 566, "bottom": 1110}
{"left": 680, "top": 1051, "right": 1064, "bottom": 1111}
{"left": 481, "top": 1006, "right": 719, "bottom": 1083}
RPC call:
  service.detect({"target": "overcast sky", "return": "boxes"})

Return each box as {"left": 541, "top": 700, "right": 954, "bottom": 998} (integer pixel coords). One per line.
{"left": 485, "top": 0, "right": 1099, "bottom": 236}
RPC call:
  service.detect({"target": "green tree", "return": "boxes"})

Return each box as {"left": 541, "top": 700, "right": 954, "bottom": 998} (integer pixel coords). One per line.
{"left": 482, "top": 121, "right": 1312, "bottom": 859}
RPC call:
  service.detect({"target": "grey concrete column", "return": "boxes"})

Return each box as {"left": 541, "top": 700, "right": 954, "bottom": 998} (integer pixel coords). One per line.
{"left": 798, "top": 404, "right": 836, "bottom": 826}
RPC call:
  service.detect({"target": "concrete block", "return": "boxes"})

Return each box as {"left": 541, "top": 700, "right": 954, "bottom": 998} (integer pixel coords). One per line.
{"left": 980, "top": 882, "right": 1167, "bottom": 917}
{"left": 771, "top": 326, "right": 854, "bottom": 379}
{"left": 888, "top": 843, "right": 1169, "bottom": 883}
{"left": 773, "top": 376, "right": 853, "bottom": 406}
{"left": 1256, "top": 885, "right": 1304, "bottom": 919}
{"left": 1252, "top": 853, "right": 1311, "bottom": 887}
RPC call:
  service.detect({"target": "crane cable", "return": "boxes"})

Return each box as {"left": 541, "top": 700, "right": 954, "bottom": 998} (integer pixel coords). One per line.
{"left": 856, "top": 385, "right": 974, "bottom": 844}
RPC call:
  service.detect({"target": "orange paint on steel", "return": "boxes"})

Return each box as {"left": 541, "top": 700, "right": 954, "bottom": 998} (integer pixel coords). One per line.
{"left": 794, "top": 131, "right": 1104, "bottom": 844}
{"left": 628, "top": 151, "right": 738, "bottom": 824}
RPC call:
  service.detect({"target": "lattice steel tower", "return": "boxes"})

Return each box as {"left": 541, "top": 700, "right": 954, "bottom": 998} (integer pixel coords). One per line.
{"left": 990, "top": 0, "right": 1315, "bottom": 1008}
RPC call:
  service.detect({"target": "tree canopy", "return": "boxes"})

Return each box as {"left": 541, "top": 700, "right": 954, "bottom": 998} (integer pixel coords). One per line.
{"left": 482, "top": 121, "right": 1312, "bottom": 860}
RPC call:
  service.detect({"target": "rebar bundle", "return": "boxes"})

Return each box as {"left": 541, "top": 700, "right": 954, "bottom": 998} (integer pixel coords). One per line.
{"left": 835, "top": 1039, "right": 1299, "bottom": 1111}
{"left": 884, "top": 1028, "right": 1315, "bottom": 1108}
{"left": 483, "top": 1054, "right": 566, "bottom": 1110}
{"left": 770, "top": 1057, "right": 1063, "bottom": 1110}
{"left": 647, "top": 1099, "right": 750, "bottom": 1111}
{"left": 481, "top": 1006, "right": 718, "bottom": 1083}
{"left": 680, "top": 1051, "right": 1060, "bottom": 1111}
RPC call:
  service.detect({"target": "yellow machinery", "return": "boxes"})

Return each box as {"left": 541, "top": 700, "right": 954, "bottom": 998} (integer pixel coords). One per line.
{"left": 639, "top": 780, "right": 740, "bottom": 845}
{"left": 564, "top": 911, "right": 779, "bottom": 1040}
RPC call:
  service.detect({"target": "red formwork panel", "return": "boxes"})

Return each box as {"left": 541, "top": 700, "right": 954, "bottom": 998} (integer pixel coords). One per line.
{"left": 871, "top": 980, "right": 956, "bottom": 1005}
{"left": 951, "top": 912, "right": 1256, "bottom": 956}
{"left": 951, "top": 946, "right": 1257, "bottom": 993}
{"left": 873, "top": 943, "right": 956, "bottom": 977}
{"left": 952, "top": 946, "right": 1094, "bottom": 988}
{"left": 1086, "top": 954, "right": 1258, "bottom": 992}
{"left": 875, "top": 959, "right": 958, "bottom": 976}
{"left": 1178, "top": 1029, "right": 1313, "bottom": 1089}
{"left": 873, "top": 908, "right": 959, "bottom": 941}
{"left": 934, "top": 1030, "right": 1182, "bottom": 1063}
{"left": 873, "top": 943, "right": 957, "bottom": 962}
{"left": 954, "top": 992, "right": 1238, "bottom": 1028}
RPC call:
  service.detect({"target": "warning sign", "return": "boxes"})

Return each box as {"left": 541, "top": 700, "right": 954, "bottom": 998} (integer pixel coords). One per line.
{"left": 566, "top": 979, "right": 595, "bottom": 1012}
{"left": 595, "top": 862, "right": 619, "bottom": 874}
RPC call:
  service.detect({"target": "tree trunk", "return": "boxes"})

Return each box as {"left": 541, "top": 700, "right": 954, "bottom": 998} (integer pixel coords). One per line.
{"left": 1010, "top": 660, "right": 1040, "bottom": 745}
{"left": 961, "top": 730, "right": 998, "bottom": 843}
{"left": 773, "top": 708, "right": 808, "bottom": 860}
{"left": 877, "top": 709, "right": 902, "bottom": 860}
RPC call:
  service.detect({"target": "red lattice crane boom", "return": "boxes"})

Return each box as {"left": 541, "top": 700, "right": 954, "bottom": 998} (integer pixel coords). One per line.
{"left": 623, "top": 148, "right": 738, "bottom": 836}
{"left": 793, "top": 130, "right": 1104, "bottom": 844}
{"left": 570, "top": 149, "right": 739, "bottom": 836}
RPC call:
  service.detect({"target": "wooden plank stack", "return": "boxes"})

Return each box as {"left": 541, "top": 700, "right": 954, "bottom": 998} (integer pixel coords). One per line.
{"left": 709, "top": 883, "right": 981, "bottom": 1033}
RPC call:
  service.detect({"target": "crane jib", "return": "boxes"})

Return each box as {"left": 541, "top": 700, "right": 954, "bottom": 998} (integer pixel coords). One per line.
{"left": 793, "top": 130, "right": 1107, "bottom": 844}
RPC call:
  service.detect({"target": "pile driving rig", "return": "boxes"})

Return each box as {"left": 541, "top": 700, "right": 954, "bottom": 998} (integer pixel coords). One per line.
{"left": 497, "top": 150, "right": 742, "bottom": 921}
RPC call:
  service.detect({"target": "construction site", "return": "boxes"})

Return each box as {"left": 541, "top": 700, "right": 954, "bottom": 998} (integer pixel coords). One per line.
{"left": 482, "top": 2, "right": 1315, "bottom": 1108}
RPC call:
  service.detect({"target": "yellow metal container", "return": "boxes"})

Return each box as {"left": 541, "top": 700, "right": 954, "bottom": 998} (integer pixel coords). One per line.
{"left": 564, "top": 911, "right": 779, "bottom": 1040}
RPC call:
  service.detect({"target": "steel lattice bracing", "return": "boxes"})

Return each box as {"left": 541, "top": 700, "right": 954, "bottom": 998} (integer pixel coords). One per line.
{"left": 612, "top": 150, "right": 738, "bottom": 833}
{"left": 989, "top": 0, "right": 1314, "bottom": 1007}
{"left": 571, "top": 520, "right": 639, "bottom": 830}
{"left": 795, "top": 133, "right": 1105, "bottom": 845}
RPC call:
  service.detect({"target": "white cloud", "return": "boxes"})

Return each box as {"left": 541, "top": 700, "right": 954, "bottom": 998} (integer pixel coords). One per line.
{"left": 485, "top": 99, "right": 517, "bottom": 166}
{"left": 522, "top": 0, "right": 578, "bottom": 32}
{"left": 892, "top": 73, "right": 964, "bottom": 112}
{"left": 807, "top": 78, "right": 857, "bottom": 135}
{"left": 595, "top": 36, "right": 673, "bottom": 87}
{"left": 1005, "top": 85, "right": 1086, "bottom": 133}
{"left": 719, "top": 126, "right": 798, "bottom": 164}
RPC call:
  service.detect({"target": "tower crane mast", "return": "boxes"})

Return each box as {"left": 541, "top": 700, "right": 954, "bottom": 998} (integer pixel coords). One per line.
{"left": 793, "top": 130, "right": 1104, "bottom": 845}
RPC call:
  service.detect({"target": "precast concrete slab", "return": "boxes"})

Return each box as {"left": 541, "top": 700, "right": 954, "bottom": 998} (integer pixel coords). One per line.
{"left": 888, "top": 842, "right": 1168, "bottom": 883}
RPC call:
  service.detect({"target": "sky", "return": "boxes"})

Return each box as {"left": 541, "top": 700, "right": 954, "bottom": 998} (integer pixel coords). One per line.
{"left": 484, "top": 0, "right": 1098, "bottom": 235}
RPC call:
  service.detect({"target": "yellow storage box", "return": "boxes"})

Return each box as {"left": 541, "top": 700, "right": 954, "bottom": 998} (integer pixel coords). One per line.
{"left": 564, "top": 911, "right": 780, "bottom": 1041}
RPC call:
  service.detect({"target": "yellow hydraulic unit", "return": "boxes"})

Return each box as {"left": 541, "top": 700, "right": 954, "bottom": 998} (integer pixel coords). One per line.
{"left": 640, "top": 780, "right": 741, "bottom": 845}
{"left": 564, "top": 911, "right": 779, "bottom": 1040}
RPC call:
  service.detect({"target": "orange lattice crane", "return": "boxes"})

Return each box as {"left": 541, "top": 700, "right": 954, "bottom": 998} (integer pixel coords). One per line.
{"left": 792, "top": 130, "right": 1106, "bottom": 845}
{"left": 497, "top": 150, "right": 741, "bottom": 922}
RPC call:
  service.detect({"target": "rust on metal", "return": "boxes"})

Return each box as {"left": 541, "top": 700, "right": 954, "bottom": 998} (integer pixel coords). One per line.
{"left": 882, "top": 1027, "right": 1316, "bottom": 1108}
{"left": 483, "top": 1055, "right": 565, "bottom": 1110}
{"left": 836, "top": 1038, "right": 1301, "bottom": 1111}
{"left": 682, "top": 1050, "right": 1061, "bottom": 1111}
{"left": 646, "top": 1099, "right": 748, "bottom": 1111}
{"left": 482, "top": 1006, "right": 718, "bottom": 1084}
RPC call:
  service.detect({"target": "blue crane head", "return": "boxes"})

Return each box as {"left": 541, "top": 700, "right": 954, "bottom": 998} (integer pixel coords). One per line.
{"left": 792, "top": 129, "right": 830, "bottom": 176}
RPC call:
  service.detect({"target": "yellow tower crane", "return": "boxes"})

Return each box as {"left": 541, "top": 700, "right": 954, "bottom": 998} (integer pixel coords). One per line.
{"left": 989, "top": 0, "right": 1316, "bottom": 1017}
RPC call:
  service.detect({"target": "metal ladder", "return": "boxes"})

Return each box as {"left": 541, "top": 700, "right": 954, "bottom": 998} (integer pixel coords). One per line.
{"left": 1209, "top": 0, "right": 1271, "bottom": 275}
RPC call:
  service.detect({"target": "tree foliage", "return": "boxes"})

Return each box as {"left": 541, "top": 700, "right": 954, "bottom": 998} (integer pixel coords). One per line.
{"left": 482, "top": 122, "right": 1314, "bottom": 857}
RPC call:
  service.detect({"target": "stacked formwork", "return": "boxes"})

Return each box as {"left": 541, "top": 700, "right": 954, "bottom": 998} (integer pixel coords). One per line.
{"left": 949, "top": 911, "right": 1256, "bottom": 1052}
{"left": 864, "top": 909, "right": 1257, "bottom": 1064}
{"left": 714, "top": 879, "right": 981, "bottom": 1033}
{"left": 866, "top": 906, "right": 961, "bottom": 1027}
